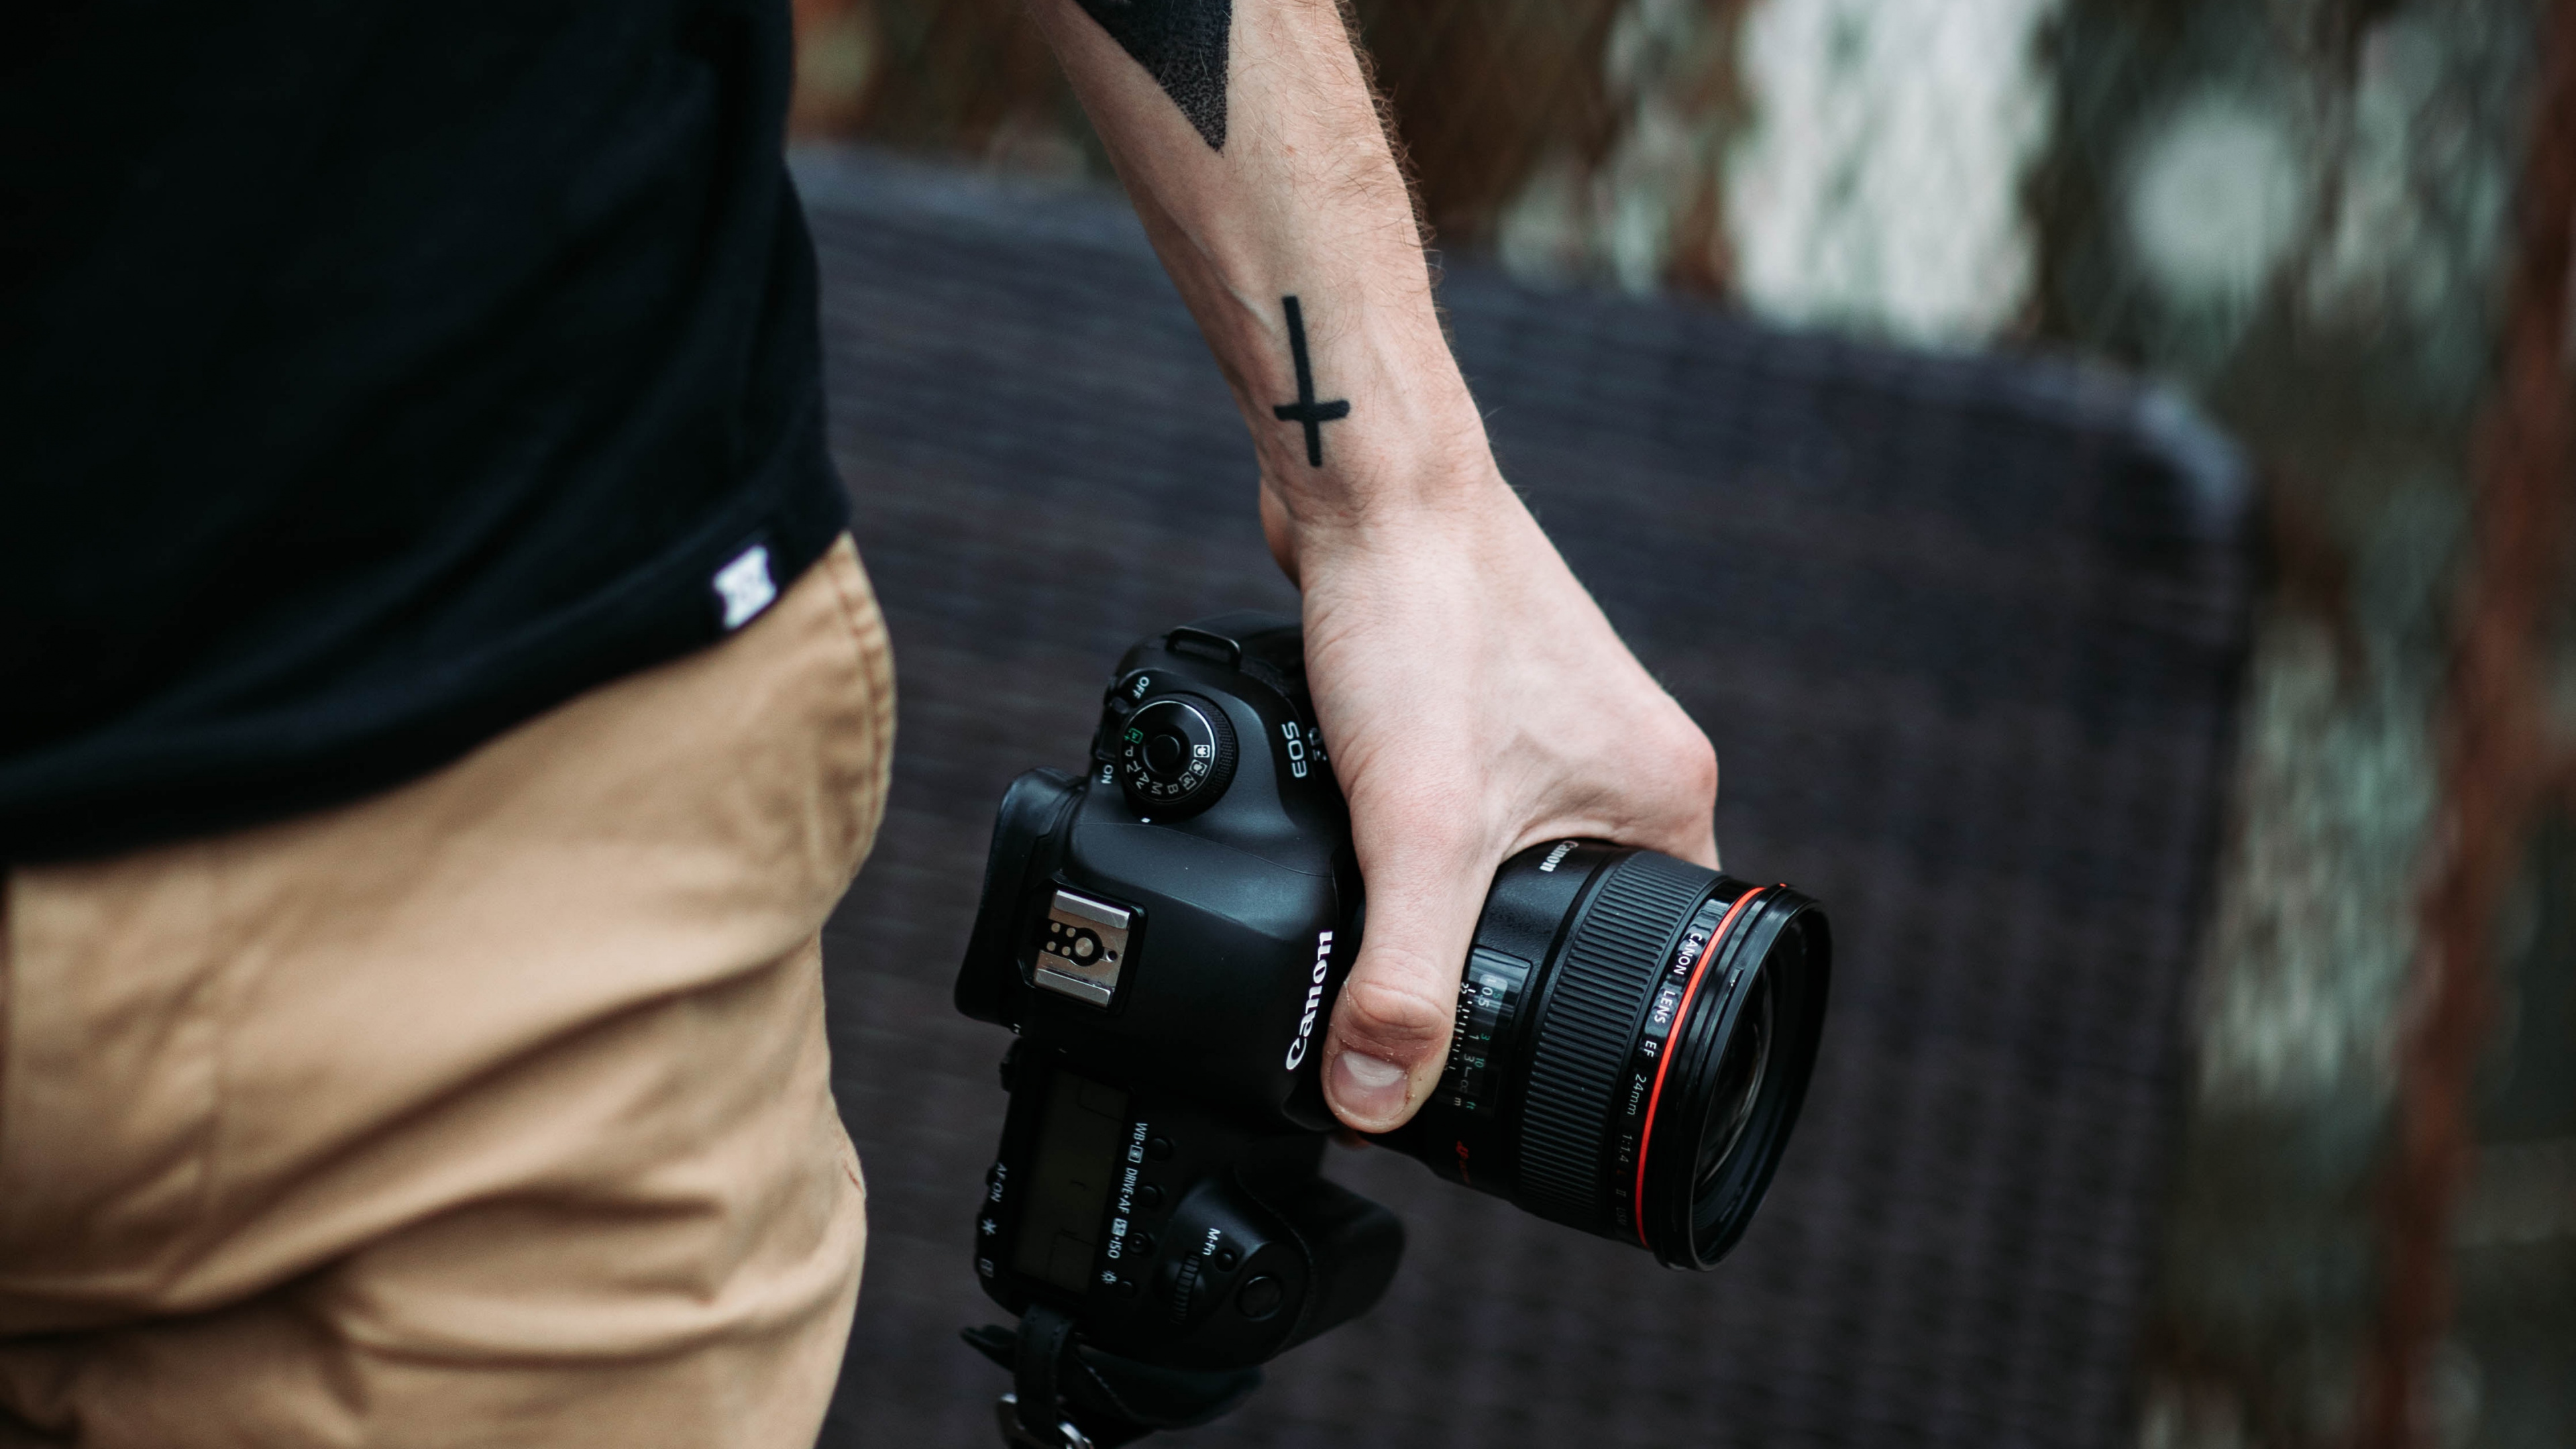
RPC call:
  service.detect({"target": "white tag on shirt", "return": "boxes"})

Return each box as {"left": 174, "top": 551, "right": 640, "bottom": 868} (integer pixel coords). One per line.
{"left": 713, "top": 543, "right": 777, "bottom": 630}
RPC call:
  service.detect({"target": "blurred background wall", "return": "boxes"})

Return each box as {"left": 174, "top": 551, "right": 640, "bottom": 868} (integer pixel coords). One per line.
{"left": 784, "top": 3, "right": 2575, "bottom": 1445}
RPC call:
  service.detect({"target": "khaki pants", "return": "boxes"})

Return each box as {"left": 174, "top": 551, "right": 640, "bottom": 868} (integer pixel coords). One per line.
{"left": 0, "top": 536, "right": 894, "bottom": 1448}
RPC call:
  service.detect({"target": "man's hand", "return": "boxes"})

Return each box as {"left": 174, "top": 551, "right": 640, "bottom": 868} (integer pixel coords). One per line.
{"left": 1030, "top": 0, "right": 1718, "bottom": 1130}
{"left": 1267, "top": 479, "right": 1717, "bottom": 1130}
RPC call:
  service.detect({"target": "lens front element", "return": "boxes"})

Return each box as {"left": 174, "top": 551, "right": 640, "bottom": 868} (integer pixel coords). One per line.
{"left": 1695, "top": 969, "right": 1771, "bottom": 1196}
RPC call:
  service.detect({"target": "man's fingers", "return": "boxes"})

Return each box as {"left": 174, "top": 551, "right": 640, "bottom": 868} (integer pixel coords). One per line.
{"left": 1322, "top": 869, "right": 1486, "bottom": 1132}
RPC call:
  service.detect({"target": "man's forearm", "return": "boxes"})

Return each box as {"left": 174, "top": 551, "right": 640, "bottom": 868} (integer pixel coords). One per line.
{"left": 1032, "top": 0, "right": 1721, "bottom": 1135}
{"left": 1027, "top": 0, "right": 1497, "bottom": 536}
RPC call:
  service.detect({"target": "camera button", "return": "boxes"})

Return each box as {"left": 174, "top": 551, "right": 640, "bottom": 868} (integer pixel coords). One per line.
{"left": 1114, "top": 696, "right": 1236, "bottom": 818}
{"left": 1214, "top": 1247, "right": 1239, "bottom": 1271}
{"left": 1146, "top": 1136, "right": 1173, "bottom": 1161}
{"left": 1136, "top": 1184, "right": 1163, "bottom": 1209}
{"left": 1236, "top": 1275, "right": 1284, "bottom": 1320}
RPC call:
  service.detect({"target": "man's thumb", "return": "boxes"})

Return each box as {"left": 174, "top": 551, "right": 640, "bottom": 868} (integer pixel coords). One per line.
{"left": 1321, "top": 859, "right": 1487, "bottom": 1132}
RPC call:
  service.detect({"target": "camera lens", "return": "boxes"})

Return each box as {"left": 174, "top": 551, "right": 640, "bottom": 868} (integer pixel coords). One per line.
{"left": 1384, "top": 843, "right": 1829, "bottom": 1270}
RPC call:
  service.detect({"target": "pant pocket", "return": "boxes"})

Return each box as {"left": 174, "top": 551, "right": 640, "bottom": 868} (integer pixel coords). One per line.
{"left": 816, "top": 536, "right": 896, "bottom": 879}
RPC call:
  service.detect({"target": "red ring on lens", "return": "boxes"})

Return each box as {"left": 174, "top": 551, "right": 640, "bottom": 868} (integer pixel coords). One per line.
{"left": 1631, "top": 885, "right": 1767, "bottom": 1248}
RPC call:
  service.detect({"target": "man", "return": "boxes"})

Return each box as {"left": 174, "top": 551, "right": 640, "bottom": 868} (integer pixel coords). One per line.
{"left": 0, "top": 1, "right": 1715, "bottom": 1442}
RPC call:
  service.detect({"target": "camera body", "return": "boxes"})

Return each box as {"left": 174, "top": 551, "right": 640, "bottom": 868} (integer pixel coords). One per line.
{"left": 957, "top": 612, "right": 1831, "bottom": 1396}
{"left": 955, "top": 614, "right": 1398, "bottom": 1370}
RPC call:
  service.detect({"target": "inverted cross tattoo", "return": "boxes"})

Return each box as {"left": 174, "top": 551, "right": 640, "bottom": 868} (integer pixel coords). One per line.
{"left": 1270, "top": 295, "right": 1349, "bottom": 467}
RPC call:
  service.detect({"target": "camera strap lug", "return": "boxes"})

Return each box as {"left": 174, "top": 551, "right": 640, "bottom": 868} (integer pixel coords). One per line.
{"left": 1161, "top": 625, "right": 1242, "bottom": 667}
{"left": 963, "top": 1305, "right": 1265, "bottom": 1448}
{"left": 995, "top": 1393, "right": 1094, "bottom": 1449}
{"left": 1008, "top": 1303, "right": 1086, "bottom": 1448}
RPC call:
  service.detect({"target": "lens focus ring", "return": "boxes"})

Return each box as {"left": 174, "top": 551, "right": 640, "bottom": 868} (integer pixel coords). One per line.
{"left": 1512, "top": 851, "right": 1716, "bottom": 1230}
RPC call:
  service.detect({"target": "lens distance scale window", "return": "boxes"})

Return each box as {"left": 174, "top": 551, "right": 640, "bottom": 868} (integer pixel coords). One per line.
{"left": 1439, "top": 948, "right": 1531, "bottom": 1116}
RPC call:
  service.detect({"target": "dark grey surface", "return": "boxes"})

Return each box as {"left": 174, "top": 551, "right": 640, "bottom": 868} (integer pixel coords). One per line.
{"left": 800, "top": 148, "right": 2253, "bottom": 1449}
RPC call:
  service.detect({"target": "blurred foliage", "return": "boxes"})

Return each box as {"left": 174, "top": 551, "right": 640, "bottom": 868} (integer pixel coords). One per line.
{"left": 787, "top": 0, "right": 1652, "bottom": 247}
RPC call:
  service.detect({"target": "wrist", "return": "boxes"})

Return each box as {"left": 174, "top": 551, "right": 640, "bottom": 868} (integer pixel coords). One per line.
{"left": 1259, "top": 455, "right": 1517, "bottom": 578}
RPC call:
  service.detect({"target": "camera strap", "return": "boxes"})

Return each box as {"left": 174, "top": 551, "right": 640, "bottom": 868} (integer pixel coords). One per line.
{"left": 1008, "top": 1304, "right": 1089, "bottom": 1448}
{"left": 964, "top": 1309, "right": 1265, "bottom": 1448}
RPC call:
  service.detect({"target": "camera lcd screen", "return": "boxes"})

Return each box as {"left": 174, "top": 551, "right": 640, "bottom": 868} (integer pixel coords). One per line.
{"left": 1013, "top": 1067, "right": 1132, "bottom": 1293}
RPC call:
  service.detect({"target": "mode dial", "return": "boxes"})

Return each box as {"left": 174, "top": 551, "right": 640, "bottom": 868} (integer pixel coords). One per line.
{"left": 1115, "top": 696, "right": 1237, "bottom": 817}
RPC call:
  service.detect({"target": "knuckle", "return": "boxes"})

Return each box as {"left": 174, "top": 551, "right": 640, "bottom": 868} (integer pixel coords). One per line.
{"left": 1685, "top": 731, "right": 1719, "bottom": 802}
{"left": 1646, "top": 708, "right": 1718, "bottom": 802}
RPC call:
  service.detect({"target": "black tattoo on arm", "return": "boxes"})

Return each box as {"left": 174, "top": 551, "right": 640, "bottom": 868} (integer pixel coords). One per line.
{"left": 1270, "top": 296, "right": 1350, "bottom": 468}
{"left": 1073, "top": 0, "right": 1233, "bottom": 150}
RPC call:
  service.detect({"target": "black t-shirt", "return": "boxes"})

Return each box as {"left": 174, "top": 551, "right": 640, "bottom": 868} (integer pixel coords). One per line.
{"left": 0, "top": 0, "right": 848, "bottom": 861}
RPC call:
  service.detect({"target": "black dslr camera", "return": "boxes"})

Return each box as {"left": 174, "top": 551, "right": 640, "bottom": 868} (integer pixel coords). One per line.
{"left": 955, "top": 615, "right": 1830, "bottom": 1448}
